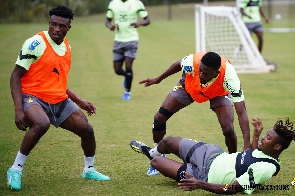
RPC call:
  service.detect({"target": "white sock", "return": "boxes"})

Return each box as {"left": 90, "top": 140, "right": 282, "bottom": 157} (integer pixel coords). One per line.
{"left": 11, "top": 151, "right": 28, "bottom": 171}
{"left": 84, "top": 155, "right": 95, "bottom": 172}
{"left": 149, "top": 143, "right": 161, "bottom": 158}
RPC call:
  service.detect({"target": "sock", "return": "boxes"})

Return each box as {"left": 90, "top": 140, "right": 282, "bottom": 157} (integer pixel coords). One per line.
{"left": 125, "top": 70, "right": 133, "bottom": 92}
{"left": 149, "top": 143, "right": 161, "bottom": 158}
{"left": 118, "top": 69, "right": 126, "bottom": 76}
{"left": 84, "top": 155, "right": 95, "bottom": 172}
{"left": 11, "top": 151, "right": 28, "bottom": 171}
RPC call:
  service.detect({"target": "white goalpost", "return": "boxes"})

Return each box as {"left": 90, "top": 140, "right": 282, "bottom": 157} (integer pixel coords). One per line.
{"left": 195, "top": 4, "right": 275, "bottom": 73}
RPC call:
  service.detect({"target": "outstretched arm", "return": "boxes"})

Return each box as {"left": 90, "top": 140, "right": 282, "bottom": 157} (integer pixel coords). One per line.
{"left": 234, "top": 101, "right": 251, "bottom": 150}
{"left": 139, "top": 60, "right": 182, "bottom": 87}
{"left": 250, "top": 117, "right": 263, "bottom": 149}
{"left": 66, "top": 88, "right": 96, "bottom": 116}
{"left": 178, "top": 173, "right": 243, "bottom": 194}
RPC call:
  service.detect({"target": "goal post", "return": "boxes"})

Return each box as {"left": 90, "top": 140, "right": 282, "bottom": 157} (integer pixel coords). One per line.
{"left": 195, "top": 4, "right": 275, "bottom": 73}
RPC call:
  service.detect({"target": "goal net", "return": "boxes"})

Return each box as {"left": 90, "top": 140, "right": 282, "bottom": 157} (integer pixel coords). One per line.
{"left": 195, "top": 5, "right": 274, "bottom": 73}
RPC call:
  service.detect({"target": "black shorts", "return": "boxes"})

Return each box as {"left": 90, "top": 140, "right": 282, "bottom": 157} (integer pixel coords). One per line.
{"left": 169, "top": 73, "right": 233, "bottom": 109}
{"left": 176, "top": 138, "right": 224, "bottom": 182}
{"left": 22, "top": 94, "right": 79, "bottom": 127}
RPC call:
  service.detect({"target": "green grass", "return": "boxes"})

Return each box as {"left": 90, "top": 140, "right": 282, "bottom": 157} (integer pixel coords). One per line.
{"left": 1, "top": 3, "right": 295, "bottom": 196}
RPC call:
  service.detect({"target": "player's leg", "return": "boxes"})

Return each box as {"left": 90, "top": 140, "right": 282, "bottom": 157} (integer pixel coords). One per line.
{"left": 121, "top": 41, "right": 137, "bottom": 100}
{"left": 124, "top": 57, "right": 134, "bottom": 91}
{"left": 114, "top": 60, "right": 125, "bottom": 76}
{"left": 151, "top": 156, "right": 183, "bottom": 180}
{"left": 252, "top": 22, "right": 264, "bottom": 53}
{"left": 124, "top": 41, "right": 137, "bottom": 92}
{"left": 157, "top": 136, "right": 182, "bottom": 156}
{"left": 113, "top": 41, "right": 126, "bottom": 76}
{"left": 153, "top": 81, "right": 194, "bottom": 144}
{"left": 149, "top": 136, "right": 183, "bottom": 180}
{"left": 113, "top": 41, "right": 127, "bottom": 89}
{"left": 7, "top": 95, "right": 50, "bottom": 191}
{"left": 211, "top": 95, "right": 237, "bottom": 153}
{"left": 148, "top": 82, "right": 193, "bottom": 176}
{"left": 254, "top": 30, "right": 263, "bottom": 53}
{"left": 58, "top": 100, "right": 110, "bottom": 181}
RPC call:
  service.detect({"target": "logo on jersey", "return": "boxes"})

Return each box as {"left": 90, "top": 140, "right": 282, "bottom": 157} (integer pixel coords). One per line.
{"left": 183, "top": 65, "right": 193, "bottom": 73}
{"left": 28, "top": 40, "right": 40, "bottom": 50}
{"left": 27, "top": 97, "right": 33, "bottom": 103}
{"left": 181, "top": 55, "right": 194, "bottom": 75}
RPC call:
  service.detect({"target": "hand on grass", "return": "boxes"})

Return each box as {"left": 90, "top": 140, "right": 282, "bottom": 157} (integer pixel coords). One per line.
{"left": 178, "top": 172, "right": 199, "bottom": 191}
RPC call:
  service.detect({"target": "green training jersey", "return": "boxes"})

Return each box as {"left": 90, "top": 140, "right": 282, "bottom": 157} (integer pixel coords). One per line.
{"left": 15, "top": 31, "right": 69, "bottom": 70}
{"left": 208, "top": 149, "right": 280, "bottom": 194}
{"left": 240, "top": 0, "right": 262, "bottom": 23}
{"left": 106, "top": 0, "right": 148, "bottom": 42}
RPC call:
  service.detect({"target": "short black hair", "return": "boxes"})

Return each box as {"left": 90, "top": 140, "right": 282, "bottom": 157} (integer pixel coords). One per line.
{"left": 201, "top": 52, "right": 221, "bottom": 70}
{"left": 49, "top": 5, "right": 74, "bottom": 21}
{"left": 273, "top": 117, "right": 295, "bottom": 151}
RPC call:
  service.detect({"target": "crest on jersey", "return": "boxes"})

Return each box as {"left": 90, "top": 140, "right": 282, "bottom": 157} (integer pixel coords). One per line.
{"left": 28, "top": 40, "right": 40, "bottom": 50}
{"left": 181, "top": 54, "right": 194, "bottom": 75}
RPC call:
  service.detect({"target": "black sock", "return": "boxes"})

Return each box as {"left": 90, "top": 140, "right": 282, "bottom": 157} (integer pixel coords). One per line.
{"left": 118, "top": 69, "right": 126, "bottom": 76}
{"left": 125, "top": 70, "right": 133, "bottom": 92}
{"left": 141, "top": 146, "right": 153, "bottom": 160}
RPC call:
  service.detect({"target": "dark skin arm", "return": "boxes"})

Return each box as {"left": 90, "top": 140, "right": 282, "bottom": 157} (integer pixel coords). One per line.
{"left": 66, "top": 88, "right": 96, "bottom": 116}
{"left": 10, "top": 65, "right": 28, "bottom": 131}
{"left": 178, "top": 173, "right": 243, "bottom": 194}
{"left": 105, "top": 16, "right": 150, "bottom": 30}
{"left": 250, "top": 116, "right": 263, "bottom": 149}
{"left": 234, "top": 101, "right": 251, "bottom": 150}
{"left": 130, "top": 16, "right": 150, "bottom": 28}
{"left": 105, "top": 17, "right": 116, "bottom": 31}
{"left": 139, "top": 60, "right": 182, "bottom": 87}
{"left": 240, "top": 8, "right": 251, "bottom": 19}
{"left": 259, "top": 7, "right": 269, "bottom": 23}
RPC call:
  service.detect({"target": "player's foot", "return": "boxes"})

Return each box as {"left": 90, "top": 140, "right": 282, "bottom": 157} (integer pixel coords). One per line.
{"left": 147, "top": 154, "right": 166, "bottom": 176}
{"left": 147, "top": 165, "right": 159, "bottom": 176}
{"left": 82, "top": 168, "right": 110, "bottom": 181}
{"left": 122, "top": 91, "right": 131, "bottom": 100}
{"left": 130, "top": 140, "right": 153, "bottom": 160}
{"left": 7, "top": 169, "right": 22, "bottom": 191}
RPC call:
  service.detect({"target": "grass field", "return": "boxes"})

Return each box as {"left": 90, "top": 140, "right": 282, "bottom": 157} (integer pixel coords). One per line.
{"left": 1, "top": 3, "right": 295, "bottom": 196}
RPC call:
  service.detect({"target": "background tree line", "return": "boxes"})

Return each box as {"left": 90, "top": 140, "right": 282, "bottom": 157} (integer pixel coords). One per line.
{"left": 0, "top": 0, "right": 229, "bottom": 23}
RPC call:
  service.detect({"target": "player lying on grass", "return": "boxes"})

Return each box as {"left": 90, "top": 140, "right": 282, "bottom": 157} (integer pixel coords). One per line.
{"left": 130, "top": 117, "right": 295, "bottom": 194}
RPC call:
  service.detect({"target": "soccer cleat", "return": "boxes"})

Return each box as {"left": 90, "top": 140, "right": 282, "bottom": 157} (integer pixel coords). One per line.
{"left": 122, "top": 91, "right": 131, "bottom": 100}
{"left": 146, "top": 154, "right": 166, "bottom": 176}
{"left": 7, "top": 169, "right": 22, "bottom": 191}
{"left": 82, "top": 168, "right": 110, "bottom": 181}
{"left": 147, "top": 166, "right": 159, "bottom": 176}
{"left": 130, "top": 140, "right": 153, "bottom": 160}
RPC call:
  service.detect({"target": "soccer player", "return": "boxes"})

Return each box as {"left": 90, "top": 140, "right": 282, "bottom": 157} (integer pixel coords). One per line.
{"left": 105, "top": 0, "right": 150, "bottom": 100}
{"left": 139, "top": 52, "right": 251, "bottom": 176}
{"left": 240, "top": 0, "right": 269, "bottom": 53}
{"left": 7, "top": 5, "right": 110, "bottom": 191}
{"left": 130, "top": 117, "right": 295, "bottom": 194}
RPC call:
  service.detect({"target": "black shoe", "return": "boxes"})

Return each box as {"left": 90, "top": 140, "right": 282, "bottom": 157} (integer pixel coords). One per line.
{"left": 130, "top": 140, "right": 153, "bottom": 160}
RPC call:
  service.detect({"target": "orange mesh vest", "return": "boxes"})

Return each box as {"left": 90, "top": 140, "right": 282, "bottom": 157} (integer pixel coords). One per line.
{"left": 21, "top": 32, "right": 71, "bottom": 104}
{"left": 184, "top": 52, "right": 229, "bottom": 103}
